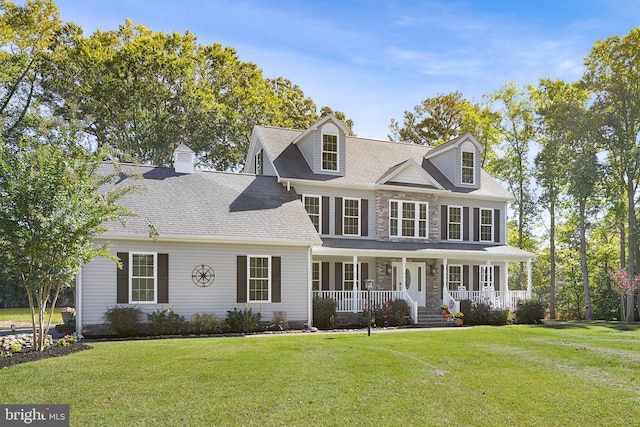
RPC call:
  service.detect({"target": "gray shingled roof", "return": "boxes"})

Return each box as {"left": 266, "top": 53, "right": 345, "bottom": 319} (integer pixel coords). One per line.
{"left": 318, "top": 238, "right": 535, "bottom": 261}
{"left": 100, "top": 164, "right": 321, "bottom": 245}
{"left": 255, "top": 126, "right": 513, "bottom": 199}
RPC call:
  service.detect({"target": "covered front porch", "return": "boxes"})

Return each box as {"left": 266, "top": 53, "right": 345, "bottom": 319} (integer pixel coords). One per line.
{"left": 311, "top": 240, "right": 535, "bottom": 324}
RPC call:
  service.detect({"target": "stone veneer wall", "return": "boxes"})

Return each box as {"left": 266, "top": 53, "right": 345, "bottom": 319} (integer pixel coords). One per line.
{"left": 375, "top": 190, "right": 440, "bottom": 241}
{"left": 375, "top": 258, "right": 442, "bottom": 313}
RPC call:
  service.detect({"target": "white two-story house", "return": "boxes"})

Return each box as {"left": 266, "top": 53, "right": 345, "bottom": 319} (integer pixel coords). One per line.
{"left": 76, "top": 114, "right": 535, "bottom": 334}
{"left": 243, "top": 114, "right": 535, "bottom": 322}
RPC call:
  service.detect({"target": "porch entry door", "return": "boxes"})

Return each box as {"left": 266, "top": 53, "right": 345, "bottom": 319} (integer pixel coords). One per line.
{"left": 392, "top": 262, "right": 426, "bottom": 307}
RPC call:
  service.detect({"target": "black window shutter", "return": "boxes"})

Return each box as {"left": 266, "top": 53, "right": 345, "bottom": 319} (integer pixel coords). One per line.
{"left": 360, "top": 199, "right": 368, "bottom": 236}
{"left": 272, "top": 256, "right": 281, "bottom": 303}
{"left": 463, "top": 207, "right": 469, "bottom": 241}
{"left": 322, "top": 196, "right": 330, "bottom": 235}
{"left": 335, "top": 262, "right": 343, "bottom": 291}
{"left": 494, "top": 209, "right": 501, "bottom": 243}
{"left": 473, "top": 265, "right": 479, "bottom": 291}
{"left": 322, "top": 262, "right": 330, "bottom": 290}
{"left": 335, "top": 197, "right": 343, "bottom": 235}
{"left": 237, "top": 256, "right": 247, "bottom": 303}
{"left": 116, "top": 252, "right": 129, "bottom": 303}
{"left": 463, "top": 265, "right": 469, "bottom": 289}
{"left": 360, "top": 263, "right": 369, "bottom": 290}
{"left": 494, "top": 265, "right": 500, "bottom": 291}
{"left": 441, "top": 205, "right": 448, "bottom": 240}
{"left": 473, "top": 208, "right": 480, "bottom": 241}
{"left": 157, "top": 254, "right": 169, "bottom": 303}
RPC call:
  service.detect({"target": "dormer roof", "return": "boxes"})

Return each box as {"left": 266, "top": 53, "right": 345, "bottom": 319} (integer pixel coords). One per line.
{"left": 377, "top": 159, "right": 445, "bottom": 190}
{"left": 292, "top": 114, "right": 349, "bottom": 146}
{"left": 424, "top": 132, "right": 483, "bottom": 159}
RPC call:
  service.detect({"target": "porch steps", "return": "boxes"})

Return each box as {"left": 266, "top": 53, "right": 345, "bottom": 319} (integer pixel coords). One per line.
{"left": 415, "top": 308, "right": 454, "bottom": 328}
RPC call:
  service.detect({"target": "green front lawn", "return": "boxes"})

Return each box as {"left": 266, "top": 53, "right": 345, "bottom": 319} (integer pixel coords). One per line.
{"left": 0, "top": 307, "right": 63, "bottom": 328}
{"left": 2, "top": 324, "right": 640, "bottom": 426}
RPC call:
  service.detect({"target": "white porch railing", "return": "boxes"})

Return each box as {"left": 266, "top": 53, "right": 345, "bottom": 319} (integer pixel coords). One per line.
{"left": 313, "top": 290, "right": 418, "bottom": 324}
{"left": 448, "top": 290, "right": 528, "bottom": 310}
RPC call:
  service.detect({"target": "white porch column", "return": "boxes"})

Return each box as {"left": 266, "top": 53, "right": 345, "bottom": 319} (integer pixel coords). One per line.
{"left": 527, "top": 259, "right": 532, "bottom": 298}
{"left": 503, "top": 261, "right": 510, "bottom": 292}
{"left": 443, "top": 258, "right": 448, "bottom": 294}
{"left": 401, "top": 257, "right": 407, "bottom": 292}
{"left": 352, "top": 255, "right": 358, "bottom": 313}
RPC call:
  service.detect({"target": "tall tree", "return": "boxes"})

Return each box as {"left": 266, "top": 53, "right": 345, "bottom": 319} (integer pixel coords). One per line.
{"left": 0, "top": 123, "right": 136, "bottom": 350}
{"left": 583, "top": 27, "right": 640, "bottom": 321}
{"left": 490, "top": 82, "right": 537, "bottom": 288}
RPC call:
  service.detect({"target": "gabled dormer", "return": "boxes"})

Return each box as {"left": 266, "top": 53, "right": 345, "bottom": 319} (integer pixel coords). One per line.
{"left": 293, "top": 114, "right": 349, "bottom": 176}
{"left": 377, "top": 159, "right": 445, "bottom": 190}
{"left": 424, "top": 133, "right": 483, "bottom": 189}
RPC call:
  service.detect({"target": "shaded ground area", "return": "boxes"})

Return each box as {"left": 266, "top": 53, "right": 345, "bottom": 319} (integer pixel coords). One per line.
{"left": 0, "top": 343, "right": 91, "bottom": 369}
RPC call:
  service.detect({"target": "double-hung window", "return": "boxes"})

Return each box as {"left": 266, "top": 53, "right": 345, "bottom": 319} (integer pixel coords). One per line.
{"left": 343, "top": 262, "right": 361, "bottom": 290}
{"left": 448, "top": 206, "right": 462, "bottom": 240}
{"left": 390, "top": 200, "right": 428, "bottom": 238}
{"left": 343, "top": 198, "right": 360, "bottom": 236}
{"left": 303, "top": 195, "right": 321, "bottom": 232}
{"left": 248, "top": 255, "right": 271, "bottom": 303}
{"left": 480, "top": 265, "right": 494, "bottom": 289}
{"left": 322, "top": 134, "right": 338, "bottom": 171}
{"left": 130, "top": 252, "right": 157, "bottom": 303}
{"left": 448, "top": 265, "right": 462, "bottom": 290}
{"left": 480, "top": 208, "right": 493, "bottom": 242}
{"left": 462, "top": 151, "right": 475, "bottom": 184}
{"left": 312, "top": 262, "right": 321, "bottom": 291}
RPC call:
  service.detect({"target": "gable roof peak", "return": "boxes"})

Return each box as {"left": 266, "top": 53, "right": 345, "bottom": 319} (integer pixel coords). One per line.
{"left": 424, "top": 133, "right": 483, "bottom": 159}
{"left": 292, "top": 114, "right": 349, "bottom": 145}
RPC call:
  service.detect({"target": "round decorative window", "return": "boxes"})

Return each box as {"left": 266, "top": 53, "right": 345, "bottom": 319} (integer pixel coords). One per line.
{"left": 192, "top": 264, "right": 215, "bottom": 287}
{"left": 405, "top": 269, "right": 411, "bottom": 290}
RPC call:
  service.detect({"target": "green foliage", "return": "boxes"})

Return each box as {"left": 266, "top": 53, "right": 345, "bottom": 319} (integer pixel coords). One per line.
{"left": 514, "top": 298, "right": 546, "bottom": 324}
{"left": 103, "top": 306, "right": 143, "bottom": 337}
{"left": 225, "top": 305, "right": 263, "bottom": 333}
{"left": 466, "top": 303, "right": 510, "bottom": 326}
{"left": 147, "top": 305, "right": 186, "bottom": 335}
{"left": 189, "top": 312, "right": 225, "bottom": 335}
{"left": 460, "top": 299, "right": 472, "bottom": 319}
{"left": 371, "top": 299, "right": 412, "bottom": 327}
{"left": 9, "top": 342, "right": 22, "bottom": 353}
{"left": 55, "top": 334, "right": 78, "bottom": 347}
{"left": 312, "top": 296, "right": 336, "bottom": 329}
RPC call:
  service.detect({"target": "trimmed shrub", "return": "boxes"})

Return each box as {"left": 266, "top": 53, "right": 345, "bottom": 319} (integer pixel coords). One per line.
{"left": 372, "top": 299, "right": 412, "bottom": 327}
{"left": 489, "top": 309, "right": 510, "bottom": 326}
{"left": 460, "top": 299, "right": 472, "bottom": 319}
{"left": 514, "top": 298, "right": 546, "bottom": 324}
{"left": 103, "top": 305, "right": 143, "bottom": 337}
{"left": 225, "top": 305, "right": 263, "bottom": 333}
{"left": 147, "top": 305, "right": 186, "bottom": 335}
{"left": 468, "top": 302, "right": 491, "bottom": 325}
{"left": 189, "top": 312, "right": 225, "bottom": 334}
{"left": 313, "top": 296, "right": 337, "bottom": 329}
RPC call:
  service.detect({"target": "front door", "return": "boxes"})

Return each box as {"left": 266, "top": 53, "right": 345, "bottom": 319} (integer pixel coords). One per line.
{"left": 392, "top": 262, "right": 426, "bottom": 307}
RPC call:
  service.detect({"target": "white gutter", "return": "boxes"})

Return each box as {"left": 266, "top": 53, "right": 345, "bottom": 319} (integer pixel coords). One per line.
{"left": 100, "top": 233, "right": 321, "bottom": 247}
{"left": 312, "top": 246, "right": 536, "bottom": 263}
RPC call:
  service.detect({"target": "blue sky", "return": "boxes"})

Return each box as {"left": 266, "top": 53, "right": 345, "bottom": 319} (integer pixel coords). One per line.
{"left": 54, "top": 0, "right": 640, "bottom": 140}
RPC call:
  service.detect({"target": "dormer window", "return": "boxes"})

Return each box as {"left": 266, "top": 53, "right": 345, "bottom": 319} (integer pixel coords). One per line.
{"left": 255, "top": 149, "right": 263, "bottom": 175}
{"left": 462, "top": 151, "right": 475, "bottom": 184}
{"left": 322, "top": 134, "right": 338, "bottom": 171}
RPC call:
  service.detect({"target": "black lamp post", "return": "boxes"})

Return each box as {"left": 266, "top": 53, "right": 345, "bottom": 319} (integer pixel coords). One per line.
{"left": 365, "top": 279, "right": 374, "bottom": 336}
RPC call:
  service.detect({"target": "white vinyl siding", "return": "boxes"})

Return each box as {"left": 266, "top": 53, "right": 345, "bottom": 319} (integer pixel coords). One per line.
{"left": 343, "top": 198, "right": 360, "bottom": 236}
{"left": 80, "top": 240, "right": 309, "bottom": 326}
{"left": 448, "top": 206, "right": 462, "bottom": 241}
{"left": 130, "top": 252, "right": 157, "bottom": 303}
{"left": 390, "top": 200, "right": 428, "bottom": 238}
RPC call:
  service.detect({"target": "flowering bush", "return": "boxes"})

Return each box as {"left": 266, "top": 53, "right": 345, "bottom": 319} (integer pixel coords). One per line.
{"left": 372, "top": 299, "right": 412, "bottom": 327}
{"left": 56, "top": 334, "right": 79, "bottom": 347}
{"left": 440, "top": 304, "right": 448, "bottom": 310}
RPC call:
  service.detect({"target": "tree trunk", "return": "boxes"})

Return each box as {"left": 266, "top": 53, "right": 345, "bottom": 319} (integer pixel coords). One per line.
{"left": 627, "top": 179, "right": 636, "bottom": 323}
{"left": 549, "top": 198, "right": 556, "bottom": 320}
{"left": 579, "top": 199, "right": 593, "bottom": 321}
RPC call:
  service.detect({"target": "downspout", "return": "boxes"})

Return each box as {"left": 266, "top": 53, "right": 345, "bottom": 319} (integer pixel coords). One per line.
{"left": 75, "top": 267, "right": 83, "bottom": 338}
{"left": 287, "top": 180, "right": 291, "bottom": 192}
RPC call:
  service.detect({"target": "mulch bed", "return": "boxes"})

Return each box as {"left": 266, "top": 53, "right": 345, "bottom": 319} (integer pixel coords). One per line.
{"left": 0, "top": 343, "right": 92, "bottom": 369}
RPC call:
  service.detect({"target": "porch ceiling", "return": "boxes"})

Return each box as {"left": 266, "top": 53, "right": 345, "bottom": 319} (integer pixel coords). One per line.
{"left": 313, "top": 238, "right": 536, "bottom": 262}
